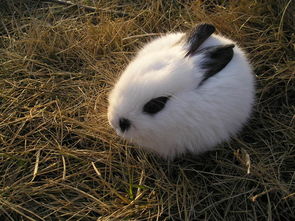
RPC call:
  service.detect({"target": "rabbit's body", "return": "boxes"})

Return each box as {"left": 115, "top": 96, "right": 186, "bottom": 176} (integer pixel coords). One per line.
{"left": 108, "top": 24, "right": 255, "bottom": 159}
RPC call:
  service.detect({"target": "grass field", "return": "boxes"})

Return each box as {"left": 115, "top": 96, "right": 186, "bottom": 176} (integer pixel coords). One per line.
{"left": 0, "top": 0, "right": 294, "bottom": 220}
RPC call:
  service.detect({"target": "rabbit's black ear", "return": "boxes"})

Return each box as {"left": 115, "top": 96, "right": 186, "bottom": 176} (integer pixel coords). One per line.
{"left": 185, "top": 23, "right": 215, "bottom": 57}
{"left": 198, "top": 44, "right": 235, "bottom": 86}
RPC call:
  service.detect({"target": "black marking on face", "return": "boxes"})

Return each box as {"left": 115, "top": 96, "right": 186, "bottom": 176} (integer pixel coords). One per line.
{"left": 199, "top": 44, "right": 235, "bottom": 86}
{"left": 119, "top": 118, "right": 131, "bottom": 132}
{"left": 143, "top": 96, "right": 170, "bottom": 115}
{"left": 185, "top": 23, "right": 216, "bottom": 57}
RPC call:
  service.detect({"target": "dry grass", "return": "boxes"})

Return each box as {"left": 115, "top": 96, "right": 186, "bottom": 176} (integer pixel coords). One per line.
{"left": 0, "top": 0, "right": 294, "bottom": 220}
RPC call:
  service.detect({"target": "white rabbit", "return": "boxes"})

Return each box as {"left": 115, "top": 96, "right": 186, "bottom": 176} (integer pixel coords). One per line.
{"left": 107, "top": 24, "right": 255, "bottom": 159}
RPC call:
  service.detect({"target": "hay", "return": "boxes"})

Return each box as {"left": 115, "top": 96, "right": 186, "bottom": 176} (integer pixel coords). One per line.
{"left": 0, "top": 0, "right": 294, "bottom": 220}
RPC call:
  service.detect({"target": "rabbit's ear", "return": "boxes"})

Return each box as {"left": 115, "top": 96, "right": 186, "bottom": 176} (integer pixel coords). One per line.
{"left": 185, "top": 23, "right": 215, "bottom": 57}
{"left": 198, "top": 44, "right": 235, "bottom": 85}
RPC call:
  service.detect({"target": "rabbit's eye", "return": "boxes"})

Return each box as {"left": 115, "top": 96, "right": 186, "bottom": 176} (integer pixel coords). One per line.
{"left": 143, "top": 96, "right": 170, "bottom": 115}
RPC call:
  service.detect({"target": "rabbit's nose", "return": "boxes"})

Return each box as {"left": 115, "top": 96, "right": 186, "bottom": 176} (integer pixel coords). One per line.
{"left": 119, "top": 118, "right": 131, "bottom": 132}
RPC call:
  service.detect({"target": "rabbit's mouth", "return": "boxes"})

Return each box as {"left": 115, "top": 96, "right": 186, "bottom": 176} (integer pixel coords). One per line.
{"left": 115, "top": 126, "right": 133, "bottom": 139}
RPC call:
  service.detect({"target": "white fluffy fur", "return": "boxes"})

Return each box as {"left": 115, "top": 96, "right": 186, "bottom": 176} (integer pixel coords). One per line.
{"left": 108, "top": 30, "right": 255, "bottom": 159}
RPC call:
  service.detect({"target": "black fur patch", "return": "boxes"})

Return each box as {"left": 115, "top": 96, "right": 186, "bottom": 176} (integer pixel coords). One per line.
{"left": 185, "top": 23, "right": 216, "bottom": 57}
{"left": 199, "top": 44, "right": 235, "bottom": 86}
{"left": 119, "top": 118, "right": 131, "bottom": 132}
{"left": 143, "top": 96, "right": 170, "bottom": 115}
